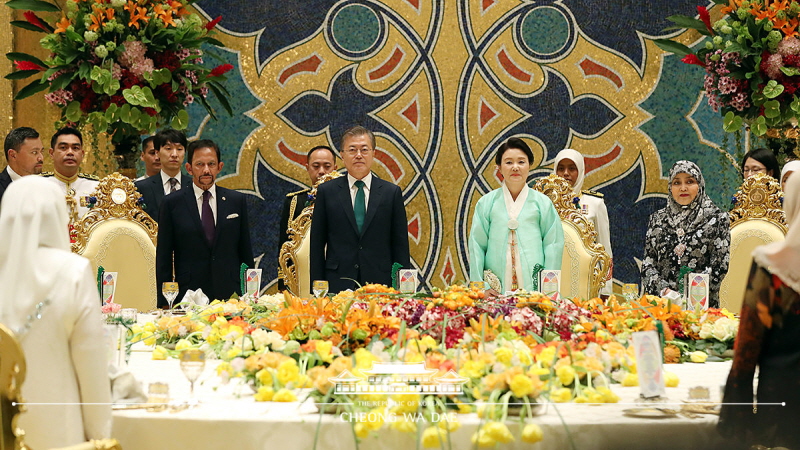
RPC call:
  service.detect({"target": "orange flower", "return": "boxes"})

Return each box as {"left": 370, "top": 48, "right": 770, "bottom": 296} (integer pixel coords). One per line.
{"left": 169, "top": 0, "right": 190, "bottom": 17}
{"left": 782, "top": 21, "right": 800, "bottom": 38}
{"left": 154, "top": 4, "right": 176, "bottom": 27}
{"left": 54, "top": 16, "right": 71, "bottom": 33}
{"left": 127, "top": 3, "right": 149, "bottom": 29}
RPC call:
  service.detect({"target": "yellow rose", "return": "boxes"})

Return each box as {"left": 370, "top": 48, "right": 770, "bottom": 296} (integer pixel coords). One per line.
{"left": 437, "top": 417, "right": 460, "bottom": 432}
{"left": 142, "top": 331, "right": 156, "bottom": 347}
{"left": 143, "top": 322, "right": 156, "bottom": 333}
{"left": 151, "top": 345, "right": 168, "bottom": 360}
{"left": 256, "top": 369, "right": 273, "bottom": 387}
{"left": 482, "top": 373, "right": 507, "bottom": 392}
{"left": 254, "top": 386, "right": 274, "bottom": 402}
{"left": 206, "top": 330, "right": 220, "bottom": 345}
{"left": 175, "top": 339, "right": 192, "bottom": 351}
{"left": 389, "top": 418, "right": 417, "bottom": 433}
{"left": 458, "top": 360, "right": 485, "bottom": 379}
{"left": 597, "top": 387, "right": 619, "bottom": 403}
{"left": 621, "top": 373, "right": 639, "bottom": 387}
{"left": 354, "top": 423, "right": 369, "bottom": 439}
{"left": 353, "top": 348, "right": 377, "bottom": 370}
{"left": 536, "top": 346, "right": 556, "bottom": 366}
{"left": 550, "top": 387, "right": 572, "bottom": 403}
{"left": 556, "top": 365, "right": 577, "bottom": 386}
{"left": 272, "top": 388, "right": 297, "bottom": 402}
{"left": 214, "top": 316, "right": 227, "bottom": 327}
{"left": 510, "top": 374, "right": 535, "bottom": 398}
{"left": 471, "top": 429, "right": 495, "bottom": 448}
{"left": 315, "top": 340, "right": 334, "bottom": 363}
{"left": 421, "top": 426, "right": 447, "bottom": 448}
{"left": 484, "top": 421, "right": 514, "bottom": 444}
{"left": 277, "top": 359, "right": 300, "bottom": 386}
{"left": 225, "top": 347, "right": 241, "bottom": 360}
{"left": 455, "top": 399, "right": 473, "bottom": 414}
{"left": 494, "top": 347, "right": 513, "bottom": 366}
{"left": 419, "top": 335, "right": 438, "bottom": 351}
{"left": 362, "top": 408, "right": 384, "bottom": 431}
{"left": 521, "top": 423, "right": 544, "bottom": 443}
{"left": 689, "top": 351, "right": 708, "bottom": 363}
{"left": 665, "top": 372, "right": 679, "bottom": 387}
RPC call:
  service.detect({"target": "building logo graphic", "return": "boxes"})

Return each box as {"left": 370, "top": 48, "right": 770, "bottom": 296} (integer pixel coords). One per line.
{"left": 328, "top": 361, "right": 468, "bottom": 395}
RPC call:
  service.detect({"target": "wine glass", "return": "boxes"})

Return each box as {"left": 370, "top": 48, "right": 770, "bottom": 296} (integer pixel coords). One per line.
{"left": 312, "top": 280, "right": 329, "bottom": 298}
{"left": 179, "top": 349, "right": 205, "bottom": 406}
{"left": 162, "top": 282, "right": 179, "bottom": 314}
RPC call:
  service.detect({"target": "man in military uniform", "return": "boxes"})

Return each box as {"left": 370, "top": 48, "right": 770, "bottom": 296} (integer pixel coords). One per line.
{"left": 277, "top": 145, "right": 337, "bottom": 291}
{"left": 43, "top": 127, "right": 99, "bottom": 225}
{"left": 134, "top": 135, "right": 159, "bottom": 181}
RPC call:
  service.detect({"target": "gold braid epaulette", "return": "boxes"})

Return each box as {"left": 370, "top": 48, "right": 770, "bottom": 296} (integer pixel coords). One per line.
{"left": 41, "top": 171, "right": 54, "bottom": 177}
{"left": 582, "top": 189, "right": 603, "bottom": 198}
{"left": 79, "top": 172, "right": 100, "bottom": 181}
{"left": 285, "top": 188, "right": 310, "bottom": 197}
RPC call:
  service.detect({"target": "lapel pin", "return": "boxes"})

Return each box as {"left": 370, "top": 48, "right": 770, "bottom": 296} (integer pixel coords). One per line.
{"left": 222, "top": 196, "right": 226, "bottom": 201}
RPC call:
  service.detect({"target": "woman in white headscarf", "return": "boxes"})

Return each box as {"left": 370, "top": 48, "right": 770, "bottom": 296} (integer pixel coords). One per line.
{"left": 553, "top": 149, "right": 613, "bottom": 295}
{"left": 0, "top": 177, "right": 110, "bottom": 448}
{"left": 781, "top": 159, "right": 800, "bottom": 191}
{"left": 718, "top": 173, "right": 800, "bottom": 448}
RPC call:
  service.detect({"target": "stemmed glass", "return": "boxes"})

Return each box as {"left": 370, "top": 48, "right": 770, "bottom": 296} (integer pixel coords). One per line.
{"left": 312, "top": 280, "right": 329, "bottom": 298}
{"left": 179, "top": 349, "right": 206, "bottom": 406}
{"left": 162, "top": 282, "right": 179, "bottom": 314}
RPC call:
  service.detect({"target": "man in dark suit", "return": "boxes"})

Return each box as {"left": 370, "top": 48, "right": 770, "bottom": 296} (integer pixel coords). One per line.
{"left": 1, "top": 127, "right": 43, "bottom": 205}
{"left": 310, "top": 126, "right": 410, "bottom": 293}
{"left": 156, "top": 139, "right": 254, "bottom": 307}
{"left": 278, "top": 145, "right": 337, "bottom": 291}
{"left": 135, "top": 129, "right": 192, "bottom": 222}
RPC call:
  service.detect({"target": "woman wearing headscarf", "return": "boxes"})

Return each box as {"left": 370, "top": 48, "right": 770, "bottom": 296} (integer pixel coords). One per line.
{"left": 553, "top": 149, "right": 613, "bottom": 296}
{"left": 780, "top": 159, "right": 800, "bottom": 191}
{"left": 718, "top": 173, "right": 800, "bottom": 449}
{"left": 0, "top": 177, "right": 111, "bottom": 448}
{"left": 469, "top": 138, "right": 564, "bottom": 293}
{"left": 640, "top": 161, "right": 730, "bottom": 308}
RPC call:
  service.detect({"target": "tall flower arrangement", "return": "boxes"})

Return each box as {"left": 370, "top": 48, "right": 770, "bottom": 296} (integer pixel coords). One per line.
{"left": 5, "top": 0, "right": 232, "bottom": 164}
{"left": 656, "top": 0, "right": 800, "bottom": 136}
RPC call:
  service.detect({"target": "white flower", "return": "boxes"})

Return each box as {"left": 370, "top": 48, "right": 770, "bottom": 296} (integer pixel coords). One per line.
{"left": 698, "top": 322, "right": 714, "bottom": 340}
{"left": 256, "top": 293, "right": 284, "bottom": 307}
{"left": 251, "top": 328, "right": 285, "bottom": 351}
{"left": 711, "top": 317, "right": 737, "bottom": 341}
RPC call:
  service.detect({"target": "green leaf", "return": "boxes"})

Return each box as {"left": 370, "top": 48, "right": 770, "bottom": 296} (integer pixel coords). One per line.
{"left": 723, "top": 111, "right": 743, "bottom": 133}
{"left": 207, "top": 82, "right": 233, "bottom": 115}
{"left": 6, "top": 52, "right": 47, "bottom": 68}
{"left": 780, "top": 66, "right": 800, "bottom": 77}
{"left": 791, "top": 97, "right": 800, "bottom": 114}
{"left": 763, "top": 80, "right": 785, "bottom": 99}
{"left": 119, "top": 104, "right": 131, "bottom": 123}
{"left": 652, "top": 39, "right": 693, "bottom": 57}
{"left": 665, "top": 15, "right": 710, "bottom": 35}
{"left": 764, "top": 99, "right": 782, "bottom": 118}
{"left": 49, "top": 72, "right": 74, "bottom": 91}
{"left": 4, "top": 69, "right": 40, "bottom": 80}
{"left": 65, "top": 101, "right": 82, "bottom": 122}
{"left": 5, "top": 0, "right": 60, "bottom": 12}
{"left": 203, "top": 37, "right": 225, "bottom": 48}
{"left": 105, "top": 103, "right": 119, "bottom": 122}
{"left": 171, "top": 109, "right": 189, "bottom": 129}
{"left": 13, "top": 78, "right": 47, "bottom": 100}
{"left": 10, "top": 20, "right": 50, "bottom": 33}
{"left": 122, "top": 86, "right": 158, "bottom": 108}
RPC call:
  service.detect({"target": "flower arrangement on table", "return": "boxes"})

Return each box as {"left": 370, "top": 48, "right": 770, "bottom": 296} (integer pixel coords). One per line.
{"left": 655, "top": 0, "right": 800, "bottom": 138}
{"left": 5, "top": 0, "right": 233, "bottom": 166}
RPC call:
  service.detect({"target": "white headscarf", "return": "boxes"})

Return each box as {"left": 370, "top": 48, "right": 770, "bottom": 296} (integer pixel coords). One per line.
{"left": 553, "top": 149, "right": 585, "bottom": 197}
{"left": 0, "top": 177, "right": 72, "bottom": 330}
{"left": 780, "top": 160, "right": 800, "bottom": 185}
{"left": 753, "top": 172, "right": 800, "bottom": 292}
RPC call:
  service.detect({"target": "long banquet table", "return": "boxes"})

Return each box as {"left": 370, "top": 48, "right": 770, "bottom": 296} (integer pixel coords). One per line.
{"left": 112, "top": 349, "right": 732, "bottom": 450}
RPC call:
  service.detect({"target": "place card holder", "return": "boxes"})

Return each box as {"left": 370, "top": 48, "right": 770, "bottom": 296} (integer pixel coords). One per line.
{"left": 245, "top": 269, "right": 262, "bottom": 298}
{"left": 398, "top": 269, "right": 418, "bottom": 294}
{"left": 632, "top": 330, "right": 666, "bottom": 399}
{"left": 538, "top": 270, "right": 561, "bottom": 296}
{"left": 684, "top": 273, "right": 710, "bottom": 310}
{"left": 102, "top": 272, "right": 118, "bottom": 304}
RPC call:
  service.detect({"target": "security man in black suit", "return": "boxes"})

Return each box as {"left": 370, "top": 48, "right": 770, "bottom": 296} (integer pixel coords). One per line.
{"left": 278, "top": 145, "right": 337, "bottom": 291}
{"left": 156, "top": 139, "right": 254, "bottom": 307}
{"left": 1, "top": 127, "right": 44, "bottom": 205}
{"left": 309, "top": 126, "right": 410, "bottom": 293}
{"left": 135, "top": 129, "right": 192, "bottom": 222}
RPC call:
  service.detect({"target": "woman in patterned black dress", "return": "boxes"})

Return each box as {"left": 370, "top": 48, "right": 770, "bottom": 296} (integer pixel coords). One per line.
{"left": 640, "top": 160, "right": 730, "bottom": 308}
{"left": 718, "top": 173, "right": 800, "bottom": 448}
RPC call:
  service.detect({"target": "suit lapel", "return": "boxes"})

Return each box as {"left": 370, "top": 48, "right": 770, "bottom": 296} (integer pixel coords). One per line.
{"left": 151, "top": 175, "right": 165, "bottom": 203}
{"left": 181, "top": 187, "right": 207, "bottom": 247}
{"left": 214, "top": 187, "right": 230, "bottom": 245}
{"left": 361, "top": 178, "right": 383, "bottom": 233}
{"left": 181, "top": 173, "right": 192, "bottom": 189}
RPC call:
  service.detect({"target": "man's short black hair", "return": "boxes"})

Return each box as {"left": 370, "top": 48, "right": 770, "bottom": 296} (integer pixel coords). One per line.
{"left": 141, "top": 136, "right": 156, "bottom": 154}
{"left": 153, "top": 129, "right": 187, "bottom": 151}
{"left": 340, "top": 126, "right": 375, "bottom": 152}
{"left": 187, "top": 139, "right": 221, "bottom": 164}
{"left": 50, "top": 127, "right": 83, "bottom": 150}
{"left": 306, "top": 145, "right": 336, "bottom": 161}
{"left": 4, "top": 127, "right": 39, "bottom": 160}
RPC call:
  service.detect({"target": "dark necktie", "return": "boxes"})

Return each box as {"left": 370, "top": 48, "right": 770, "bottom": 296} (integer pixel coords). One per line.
{"left": 168, "top": 177, "right": 178, "bottom": 193}
{"left": 354, "top": 180, "right": 366, "bottom": 233}
{"left": 201, "top": 190, "right": 215, "bottom": 244}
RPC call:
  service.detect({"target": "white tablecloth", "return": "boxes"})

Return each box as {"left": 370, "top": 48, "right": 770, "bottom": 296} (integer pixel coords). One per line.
{"left": 112, "top": 350, "right": 731, "bottom": 450}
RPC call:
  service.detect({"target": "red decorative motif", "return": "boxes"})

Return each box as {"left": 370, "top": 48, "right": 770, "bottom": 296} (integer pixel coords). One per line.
{"left": 277, "top": 141, "right": 307, "bottom": 167}
{"left": 479, "top": 99, "right": 497, "bottom": 131}
{"left": 368, "top": 47, "right": 404, "bottom": 81}
{"left": 401, "top": 99, "right": 419, "bottom": 127}
{"left": 497, "top": 49, "right": 531, "bottom": 83}
{"left": 578, "top": 58, "right": 623, "bottom": 88}
{"left": 584, "top": 145, "right": 622, "bottom": 174}
{"left": 278, "top": 54, "right": 323, "bottom": 85}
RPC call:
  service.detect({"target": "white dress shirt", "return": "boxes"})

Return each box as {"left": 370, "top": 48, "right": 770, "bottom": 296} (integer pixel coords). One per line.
{"left": 160, "top": 170, "right": 183, "bottom": 195}
{"left": 192, "top": 183, "right": 217, "bottom": 224}
{"left": 7, "top": 166, "right": 22, "bottom": 181}
{"left": 347, "top": 172, "right": 372, "bottom": 212}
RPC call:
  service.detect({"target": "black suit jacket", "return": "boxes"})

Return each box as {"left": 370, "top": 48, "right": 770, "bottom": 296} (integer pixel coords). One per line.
{"left": 0, "top": 168, "right": 11, "bottom": 206}
{"left": 278, "top": 188, "right": 310, "bottom": 291}
{"left": 135, "top": 172, "right": 192, "bottom": 222}
{"left": 156, "top": 185, "right": 254, "bottom": 307}
{"left": 310, "top": 175, "right": 410, "bottom": 293}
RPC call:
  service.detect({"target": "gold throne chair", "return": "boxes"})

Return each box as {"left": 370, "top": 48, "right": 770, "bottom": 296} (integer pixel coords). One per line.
{"left": 278, "top": 171, "right": 342, "bottom": 297}
{"left": 72, "top": 173, "right": 158, "bottom": 312}
{"left": 0, "top": 323, "right": 122, "bottom": 450}
{"left": 719, "top": 173, "right": 787, "bottom": 314}
{"left": 533, "top": 174, "right": 611, "bottom": 299}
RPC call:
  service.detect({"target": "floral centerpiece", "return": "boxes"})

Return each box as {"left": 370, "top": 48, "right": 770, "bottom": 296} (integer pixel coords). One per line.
{"left": 655, "top": 0, "right": 800, "bottom": 141}
{"left": 5, "top": 0, "right": 233, "bottom": 168}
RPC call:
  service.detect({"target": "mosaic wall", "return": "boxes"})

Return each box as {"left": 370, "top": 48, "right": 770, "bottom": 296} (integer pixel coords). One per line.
{"left": 94, "top": 1, "right": 747, "bottom": 292}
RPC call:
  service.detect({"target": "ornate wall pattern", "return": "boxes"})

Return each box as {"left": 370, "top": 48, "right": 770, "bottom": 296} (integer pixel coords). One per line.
{"left": 7, "top": 1, "right": 743, "bottom": 293}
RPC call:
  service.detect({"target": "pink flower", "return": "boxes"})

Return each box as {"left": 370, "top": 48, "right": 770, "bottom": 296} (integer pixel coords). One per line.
{"left": 762, "top": 53, "right": 784, "bottom": 79}
{"left": 101, "top": 302, "right": 121, "bottom": 314}
{"left": 778, "top": 37, "right": 800, "bottom": 56}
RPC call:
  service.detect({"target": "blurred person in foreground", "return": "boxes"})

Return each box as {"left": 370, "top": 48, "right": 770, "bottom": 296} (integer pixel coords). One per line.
{"left": 781, "top": 159, "right": 800, "bottom": 192}
{"left": 0, "top": 176, "right": 110, "bottom": 448}
{"left": 718, "top": 173, "right": 800, "bottom": 449}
